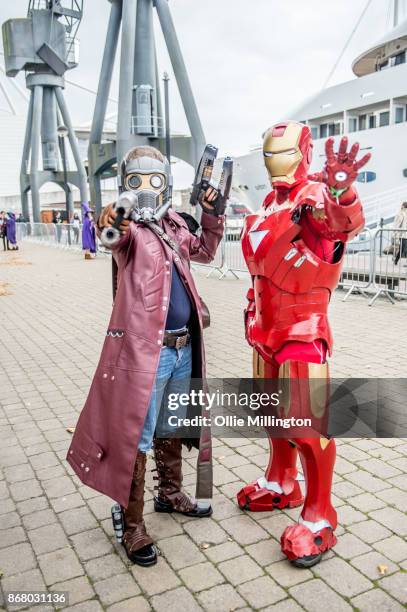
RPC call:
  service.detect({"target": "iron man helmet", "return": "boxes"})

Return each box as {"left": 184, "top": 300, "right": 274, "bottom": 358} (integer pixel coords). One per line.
{"left": 262, "top": 121, "right": 313, "bottom": 187}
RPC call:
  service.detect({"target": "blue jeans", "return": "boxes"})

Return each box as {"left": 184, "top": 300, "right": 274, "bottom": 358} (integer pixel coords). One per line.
{"left": 138, "top": 342, "right": 192, "bottom": 453}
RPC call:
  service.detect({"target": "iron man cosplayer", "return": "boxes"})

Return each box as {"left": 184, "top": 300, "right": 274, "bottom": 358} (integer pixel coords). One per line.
{"left": 238, "top": 120, "right": 371, "bottom": 568}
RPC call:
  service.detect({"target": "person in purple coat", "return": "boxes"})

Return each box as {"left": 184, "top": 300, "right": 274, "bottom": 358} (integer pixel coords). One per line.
{"left": 0, "top": 211, "right": 7, "bottom": 251}
{"left": 6, "top": 212, "right": 18, "bottom": 251}
{"left": 81, "top": 202, "right": 96, "bottom": 259}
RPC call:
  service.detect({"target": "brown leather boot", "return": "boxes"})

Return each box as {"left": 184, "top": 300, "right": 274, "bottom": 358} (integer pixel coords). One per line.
{"left": 153, "top": 438, "right": 212, "bottom": 517}
{"left": 123, "top": 450, "right": 157, "bottom": 566}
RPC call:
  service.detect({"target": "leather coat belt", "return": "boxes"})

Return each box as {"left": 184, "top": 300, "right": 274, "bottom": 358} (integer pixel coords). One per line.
{"left": 163, "top": 330, "right": 191, "bottom": 349}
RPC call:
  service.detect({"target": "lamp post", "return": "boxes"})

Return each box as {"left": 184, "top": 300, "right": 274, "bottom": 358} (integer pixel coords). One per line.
{"left": 57, "top": 124, "right": 72, "bottom": 245}
{"left": 163, "top": 72, "right": 171, "bottom": 162}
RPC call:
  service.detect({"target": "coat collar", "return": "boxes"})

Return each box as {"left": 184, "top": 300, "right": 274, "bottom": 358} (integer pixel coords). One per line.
{"left": 166, "top": 208, "right": 189, "bottom": 230}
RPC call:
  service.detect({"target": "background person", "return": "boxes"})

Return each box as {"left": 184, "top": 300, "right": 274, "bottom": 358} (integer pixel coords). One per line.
{"left": 0, "top": 211, "right": 7, "bottom": 251}
{"left": 5, "top": 211, "right": 18, "bottom": 251}
{"left": 81, "top": 202, "right": 96, "bottom": 259}
{"left": 393, "top": 201, "right": 407, "bottom": 265}
{"left": 53, "top": 210, "right": 63, "bottom": 243}
{"left": 72, "top": 211, "right": 81, "bottom": 244}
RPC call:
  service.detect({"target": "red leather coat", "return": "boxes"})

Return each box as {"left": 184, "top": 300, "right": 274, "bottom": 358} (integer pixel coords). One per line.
{"left": 242, "top": 180, "right": 364, "bottom": 362}
{"left": 67, "top": 209, "right": 224, "bottom": 507}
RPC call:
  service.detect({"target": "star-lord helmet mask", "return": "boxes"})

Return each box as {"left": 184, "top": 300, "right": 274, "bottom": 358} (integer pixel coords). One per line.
{"left": 263, "top": 121, "right": 313, "bottom": 188}
{"left": 119, "top": 153, "right": 173, "bottom": 221}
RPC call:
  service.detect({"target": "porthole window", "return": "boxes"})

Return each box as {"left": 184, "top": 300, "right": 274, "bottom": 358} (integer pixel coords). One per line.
{"left": 357, "top": 171, "right": 376, "bottom": 183}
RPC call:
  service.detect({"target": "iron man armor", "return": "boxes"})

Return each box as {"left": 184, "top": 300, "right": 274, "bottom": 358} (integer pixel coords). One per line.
{"left": 239, "top": 121, "right": 370, "bottom": 568}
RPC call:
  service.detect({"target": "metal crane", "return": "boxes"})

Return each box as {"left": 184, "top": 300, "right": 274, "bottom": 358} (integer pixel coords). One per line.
{"left": 88, "top": 0, "right": 206, "bottom": 212}
{"left": 2, "top": 1, "right": 88, "bottom": 222}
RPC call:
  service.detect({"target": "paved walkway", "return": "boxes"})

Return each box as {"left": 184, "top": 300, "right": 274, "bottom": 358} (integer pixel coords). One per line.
{"left": 0, "top": 243, "right": 406, "bottom": 612}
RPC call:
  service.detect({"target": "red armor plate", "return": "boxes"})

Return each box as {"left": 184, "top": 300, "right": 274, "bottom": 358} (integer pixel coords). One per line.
{"left": 241, "top": 181, "right": 361, "bottom": 359}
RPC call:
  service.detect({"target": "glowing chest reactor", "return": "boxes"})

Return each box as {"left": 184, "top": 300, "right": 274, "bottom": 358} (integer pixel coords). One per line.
{"left": 242, "top": 202, "right": 310, "bottom": 275}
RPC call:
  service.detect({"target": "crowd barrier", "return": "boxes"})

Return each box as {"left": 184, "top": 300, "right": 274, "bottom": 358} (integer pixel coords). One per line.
{"left": 16, "top": 222, "right": 83, "bottom": 251}
{"left": 367, "top": 227, "right": 407, "bottom": 305}
{"left": 195, "top": 226, "right": 407, "bottom": 307}
{"left": 339, "top": 228, "right": 374, "bottom": 299}
{"left": 338, "top": 227, "right": 407, "bottom": 305}
{"left": 15, "top": 223, "right": 407, "bottom": 306}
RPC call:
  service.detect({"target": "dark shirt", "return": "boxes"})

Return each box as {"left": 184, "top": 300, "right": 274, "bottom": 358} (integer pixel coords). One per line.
{"left": 165, "top": 264, "right": 192, "bottom": 330}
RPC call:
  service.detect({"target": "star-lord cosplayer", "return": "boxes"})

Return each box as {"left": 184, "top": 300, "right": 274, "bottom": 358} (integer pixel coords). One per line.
{"left": 239, "top": 121, "right": 370, "bottom": 567}
{"left": 67, "top": 145, "right": 227, "bottom": 567}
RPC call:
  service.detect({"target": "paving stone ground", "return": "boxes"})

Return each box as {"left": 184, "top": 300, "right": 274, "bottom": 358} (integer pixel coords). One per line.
{"left": 0, "top": 243, "right": 406, "bottom": 611}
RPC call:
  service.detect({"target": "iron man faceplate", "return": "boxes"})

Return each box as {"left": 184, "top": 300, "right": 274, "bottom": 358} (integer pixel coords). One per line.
{"left": 262, "top": 121, "right": 312, "bottom": 188}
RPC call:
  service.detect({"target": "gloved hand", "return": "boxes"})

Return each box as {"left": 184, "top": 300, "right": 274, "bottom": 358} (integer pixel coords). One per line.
{"left": 98, "top": 203, "right": 130, "bottom": 235}
{"left": 323, "top": 136, "right": 371, "bottom": 197}
{"left": 199, "top": 186, "right": 226, "bottom": 216}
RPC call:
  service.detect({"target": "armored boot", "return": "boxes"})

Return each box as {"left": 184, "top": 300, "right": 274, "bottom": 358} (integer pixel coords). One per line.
{"left": 122, "top": 450, "right": 157, "bottom": 567}
{"left": 237, "top": 438, "right": 304, "bottom": 512}
{"left": 153, "top": 438, "right": 212, "bottom": 517}
{"left": 238, "top": 352, "right": 304, "bottom": 512}
{"left": 281, "top": 438, "right": 337, "bottom": 568}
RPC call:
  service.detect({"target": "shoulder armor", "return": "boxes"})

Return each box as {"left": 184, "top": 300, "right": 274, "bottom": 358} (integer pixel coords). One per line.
{"left": 263, "top": 191, "right": 276, "bottom": 208}
{"left": 294, "top": 181, "right": 327, "bottom": 208}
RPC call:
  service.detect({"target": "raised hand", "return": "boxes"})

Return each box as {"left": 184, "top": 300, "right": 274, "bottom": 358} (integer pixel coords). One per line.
{"left": 199, "top": 186, "right": 219, "bottom": 214}
{"left": 108, "top": 207, "right": 131, "bottom": 234}
{"left": 324, "top": 136, "right": 371, "bottom": 193}
{"left": 98, "top": 203, "right": 130, "bottom": 234}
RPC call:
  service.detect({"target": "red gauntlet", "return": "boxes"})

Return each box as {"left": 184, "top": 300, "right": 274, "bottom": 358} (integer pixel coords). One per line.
{"left": 323, "top": 136, "right": 371, "bottom": 197}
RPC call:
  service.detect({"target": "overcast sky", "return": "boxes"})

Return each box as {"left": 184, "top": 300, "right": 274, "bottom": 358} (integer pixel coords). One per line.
{"left": 0, "top": 0, "right": 403, "bottom": 184}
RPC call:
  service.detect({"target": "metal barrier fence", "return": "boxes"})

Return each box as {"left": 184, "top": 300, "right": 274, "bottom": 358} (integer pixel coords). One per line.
{"left": 368, "top": 228, "right": 407, "bottom": 306}
{"left": 15, "top": 223, "right": 407, "bottom": 306}
{"left": 16, "top": 222, "right": 83, "bottom": 251}
{"left": 339, "top": 227, "right": 407, "bottom": 305}
{"left": 339, "top": 228, "right": 374, "bottom": 300}
{"left": 195, "top": 227, "right": 407, "bottom": 307}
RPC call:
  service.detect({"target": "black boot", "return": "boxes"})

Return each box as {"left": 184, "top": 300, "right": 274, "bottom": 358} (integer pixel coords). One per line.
{"left": 122, "top": 450, "right": 157, "bottom": 566}
{"left": 153, "top": 438, "right": 212, "bottom": 518}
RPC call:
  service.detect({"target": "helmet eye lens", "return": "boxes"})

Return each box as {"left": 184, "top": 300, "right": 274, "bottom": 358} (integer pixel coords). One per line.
{"left": 127, "top": 174, "right": 142, "bottom": 190}
{"left": 150, "top": 174, "right": 164, "bottom": 188}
